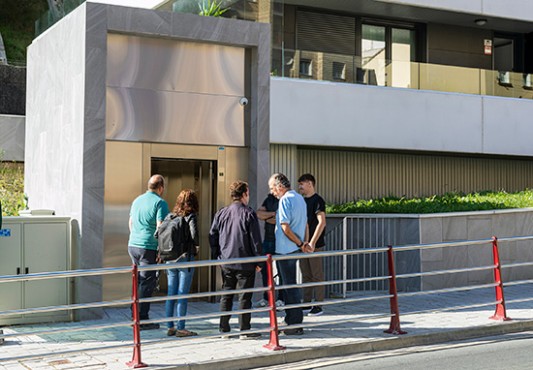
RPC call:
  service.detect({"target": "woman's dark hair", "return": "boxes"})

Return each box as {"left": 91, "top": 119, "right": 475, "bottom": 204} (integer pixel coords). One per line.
{"left": 173, "top": 189, "right": 199, "bottom": 216}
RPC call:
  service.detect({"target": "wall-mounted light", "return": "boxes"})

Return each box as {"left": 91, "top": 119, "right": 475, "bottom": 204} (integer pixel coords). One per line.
{"left": 475, "top": 18, "right": 488, "bottom": 26}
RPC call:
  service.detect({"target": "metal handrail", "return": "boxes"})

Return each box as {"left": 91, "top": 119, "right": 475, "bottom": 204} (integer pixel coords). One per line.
{"left": 1, "top": 232, "right": 533, "bottom": 366}
{"left": 397, "top": 265, "right": 496, "bottom": 279}
{"left": 398, "top": 283, "right": 498, "bottom": 298}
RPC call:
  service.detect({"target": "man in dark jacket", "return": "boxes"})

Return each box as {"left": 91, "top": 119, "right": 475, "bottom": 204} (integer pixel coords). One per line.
{"left": 209, "top": 180, "right": 263, "bottom": 338}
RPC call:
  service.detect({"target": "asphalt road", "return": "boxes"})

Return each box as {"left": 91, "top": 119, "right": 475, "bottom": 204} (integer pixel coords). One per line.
{"left": 259, "top": 331, "right": 533, "bottom": 370}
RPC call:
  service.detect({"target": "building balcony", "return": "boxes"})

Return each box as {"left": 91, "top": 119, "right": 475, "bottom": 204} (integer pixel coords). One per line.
{"left": 270, "top": 73, "right": 533, "bottom": 157}
{"left": 272, "top": 49, "right": 533, "bottom": 100}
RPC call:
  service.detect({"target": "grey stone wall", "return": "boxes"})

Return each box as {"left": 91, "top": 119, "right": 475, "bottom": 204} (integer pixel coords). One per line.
{"left": 0, "top": 115, "right": 24, "bottom": 161}
{"left": 327, "top": 209, "right": 533, "bottom": 293}
{"left": 25, "top": 3, "right": 271, "bottom": 312}
{"left": 0, "top": 65, "right": 25, "bottom": 115}
{"left": 419, "top": 209, "right": 533, "bottom": 290}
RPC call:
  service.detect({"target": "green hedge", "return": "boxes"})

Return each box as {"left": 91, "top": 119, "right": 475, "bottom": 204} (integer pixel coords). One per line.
{"left": 326, "top": 190, "right": 533, "bottom": 214}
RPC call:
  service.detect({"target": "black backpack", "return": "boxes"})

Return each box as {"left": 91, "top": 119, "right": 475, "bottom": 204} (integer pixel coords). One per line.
{"left": 155, "top": 214, "right": 194, "bottom": 262}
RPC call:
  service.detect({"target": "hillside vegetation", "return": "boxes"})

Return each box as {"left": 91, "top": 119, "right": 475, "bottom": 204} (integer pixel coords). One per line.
{"left": 0, "top": 159, "right": 26, "bottom": 216}
{"left": 0, "top": 0, "right": 47, "bottom": 63}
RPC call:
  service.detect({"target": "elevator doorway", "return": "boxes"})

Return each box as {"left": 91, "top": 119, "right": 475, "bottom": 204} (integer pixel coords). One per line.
{"left": 151, "top": 158, "right": 216, "bottom": 294}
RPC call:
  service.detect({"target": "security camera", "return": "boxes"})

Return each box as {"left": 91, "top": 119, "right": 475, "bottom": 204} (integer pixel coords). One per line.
{"left": 239, "top": 97, "right": 249, "bottom": 106}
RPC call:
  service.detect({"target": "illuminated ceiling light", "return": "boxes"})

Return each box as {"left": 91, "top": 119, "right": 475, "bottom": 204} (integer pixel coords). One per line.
{"left": 475, "top": 18, "right": 488, "bottom": 26}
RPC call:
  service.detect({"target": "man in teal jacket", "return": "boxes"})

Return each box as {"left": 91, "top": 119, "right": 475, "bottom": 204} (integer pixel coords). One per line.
{"left": 128, "top": 174, "right": 169, "bottom": 330}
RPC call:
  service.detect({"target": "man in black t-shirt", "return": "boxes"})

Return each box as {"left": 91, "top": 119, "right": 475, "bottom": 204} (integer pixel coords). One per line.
{"left": 256, "top": 193, "right": 285, "bottom": 308}
{"left": 298, "top": 173, "right": 327, "bottom": 316}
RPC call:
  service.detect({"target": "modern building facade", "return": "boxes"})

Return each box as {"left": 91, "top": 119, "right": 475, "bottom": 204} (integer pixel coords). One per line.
{"left": 21, "top": 0, "right": 533, "bottom": 302}
{"left": 262, "top": 0, "right": 533, "bottom": 204}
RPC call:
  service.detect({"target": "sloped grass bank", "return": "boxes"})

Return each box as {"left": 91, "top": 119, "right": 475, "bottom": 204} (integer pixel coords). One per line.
{"left": 0, "top": 162, "right": 25, "bottom": 216}
{"left": 327, "top": 190, "right": 533, "bottom": 214}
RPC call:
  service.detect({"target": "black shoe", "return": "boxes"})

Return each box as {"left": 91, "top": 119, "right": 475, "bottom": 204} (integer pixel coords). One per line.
{"left": 239, "top": 332, "right": 262, "bottom": 340}
{"left": 139, "top": 323, "right": 160, "bottom": 330}
{"left": 281, "top": 327, "right": 304, "bottom": 336}
{"left": 308, "top": 306, "right": 323, "bottom": 316}
{"left": 302, "top": 306, "right": 312, "bottom": 312}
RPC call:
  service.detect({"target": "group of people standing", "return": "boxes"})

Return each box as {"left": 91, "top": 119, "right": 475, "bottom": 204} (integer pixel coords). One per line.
{"left": 127, "top": 172, "right": 326, "bottom": 338}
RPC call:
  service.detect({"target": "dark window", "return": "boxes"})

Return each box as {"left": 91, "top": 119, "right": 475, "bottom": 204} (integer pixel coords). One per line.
{"left": 299, "top": 59, "right": 312, "bottom": 76}
{"left": 332, "top": 62, "right": 346, "bottom": 80}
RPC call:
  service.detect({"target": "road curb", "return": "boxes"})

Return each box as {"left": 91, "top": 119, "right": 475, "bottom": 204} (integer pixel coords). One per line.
{"left": 167, "top": 319, "right": 533, "bottom": 370}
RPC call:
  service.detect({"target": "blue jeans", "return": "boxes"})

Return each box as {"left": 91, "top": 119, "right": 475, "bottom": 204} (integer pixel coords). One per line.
{"left": 165, "top": 258, "right": 195, "bottom": 330}
{"left": 277, "top": 256, "right": 303, "bottom": 325}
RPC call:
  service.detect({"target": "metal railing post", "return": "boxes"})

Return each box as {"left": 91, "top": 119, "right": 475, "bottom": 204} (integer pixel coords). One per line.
{"left": 384, "top": 245, "right": 407, "bottom": 335}
{"left": 489, "top": 236, "right": 511, "bottom": 321}
{"left": 127, "top": 264, "right": 147, "bottom": 368}
{"left": 342, "top": 217, "right": 348, "bottom": 298}
{"left": 263, "top": 254, "right": 285, "bottom": 351}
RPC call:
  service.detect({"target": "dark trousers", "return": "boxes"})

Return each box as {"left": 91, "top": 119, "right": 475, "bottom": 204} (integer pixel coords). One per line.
{"left": 128, "top": 246, "right": 157, "bottom": 320}
{"left": 219, "top": 267, "right": 255, "bottom": 332}
{"left": 259, "top": 240, "right": 286, "bottom": 302}
{"left": 277, "top": 257, "right": 303, "bottom": 326}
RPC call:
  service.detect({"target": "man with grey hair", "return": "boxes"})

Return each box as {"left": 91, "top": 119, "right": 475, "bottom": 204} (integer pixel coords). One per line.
{"left": 128, "top": 174, "right": 169, "bottom": 330}
{"left": 268, "top": 173, "right": 311, "bottom": 335}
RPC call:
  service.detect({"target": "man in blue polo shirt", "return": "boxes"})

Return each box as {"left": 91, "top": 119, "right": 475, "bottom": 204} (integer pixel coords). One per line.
{"left": 268, "top": 173, "right": 311, "bottom": 335}
{"left": 128, "top": 174, "right": 169, "bottom": 330}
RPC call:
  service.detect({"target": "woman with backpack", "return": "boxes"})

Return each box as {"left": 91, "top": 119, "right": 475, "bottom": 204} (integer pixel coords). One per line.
{"left": 161, "top": 189, "right": 199, "bottom": 337}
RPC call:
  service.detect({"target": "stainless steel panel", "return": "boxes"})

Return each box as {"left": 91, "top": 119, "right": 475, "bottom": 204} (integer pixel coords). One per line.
{"left": 103, "top": 142, "right": 227, "bottom": 300}
{"left": 107, "top": 34, "right": 245, "bottom": 97}
{"left": 106, "top": 87, "right": 245, "bottom": 145}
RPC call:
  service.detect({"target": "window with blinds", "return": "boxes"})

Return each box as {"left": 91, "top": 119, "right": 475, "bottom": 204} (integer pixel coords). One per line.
{"left": 296, "top": 11, "right": 356, "bottom": 55}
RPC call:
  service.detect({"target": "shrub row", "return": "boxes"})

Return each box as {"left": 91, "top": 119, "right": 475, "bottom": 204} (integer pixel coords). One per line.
{"left": 326, "top": 190, "right": 533, "bottom": 214}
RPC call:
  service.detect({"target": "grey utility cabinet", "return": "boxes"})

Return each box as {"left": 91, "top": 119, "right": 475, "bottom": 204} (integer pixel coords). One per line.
{"left": 0, "top": 216, "right": 72, "bottom": 324}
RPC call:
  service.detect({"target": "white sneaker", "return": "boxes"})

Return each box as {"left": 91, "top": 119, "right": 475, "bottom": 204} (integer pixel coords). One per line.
{"left": 275, "top": 300, "right": 285, "bottom": 311}
{"left": 254, "top": 298, "right": 268, "bottom": 308}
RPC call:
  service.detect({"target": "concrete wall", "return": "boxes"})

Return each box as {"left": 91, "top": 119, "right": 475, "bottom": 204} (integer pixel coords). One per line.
{"left": 0, "top": 115, "right": 24, "bottom": 161}
{"left": 25, "top": 3, "right": 271, "bottom": 309}
{"left": 378, "top": 0, "right": 533, "bottom": 22}
{"left": 419, "top": 209, "right": 533, "bottom": 289}
{"left": 25, "top": 3, "right": 90, "bottom": 306}
{"left": 327, "top": 209, "right": 533, "bottom": 292}
{"left": 270, "top": 77, "right": 533, "bottom": 157}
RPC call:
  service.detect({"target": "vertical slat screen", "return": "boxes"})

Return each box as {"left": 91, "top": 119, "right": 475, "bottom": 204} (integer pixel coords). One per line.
{"left": 270, "top": 144, "right": 533, "bottom": 204}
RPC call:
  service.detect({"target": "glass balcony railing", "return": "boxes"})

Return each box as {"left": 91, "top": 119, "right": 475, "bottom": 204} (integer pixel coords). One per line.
{"left": 272, "top": 48, "right": 533, "bottom": 100}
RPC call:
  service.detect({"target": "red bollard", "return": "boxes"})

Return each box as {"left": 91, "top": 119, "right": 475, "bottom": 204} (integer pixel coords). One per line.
{"left": 127, "top": 264, "right": 148, "bottom": 368}
{"left": 384, "top": 246, "right": 407, "bottom": 335}
{"left": 263, "top": 254, "right": 285, "bottom": 351}
{"left": 489, "top": 236, "right": 511, "bottom": 321}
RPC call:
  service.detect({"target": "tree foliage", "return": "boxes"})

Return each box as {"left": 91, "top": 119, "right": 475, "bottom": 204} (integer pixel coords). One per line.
{"left": 0, "top": 0, "right": 48, "bottom": 62}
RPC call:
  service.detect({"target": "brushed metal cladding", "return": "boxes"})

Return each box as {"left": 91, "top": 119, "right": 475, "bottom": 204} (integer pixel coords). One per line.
{"left": 106, "top": 87, "right": 245, "bottom": 145}
{"left": 107, "top": 34, "right": 245, "bottom": 96}
{"left": 106, "top": 34, "right": 246, "bottom": 145}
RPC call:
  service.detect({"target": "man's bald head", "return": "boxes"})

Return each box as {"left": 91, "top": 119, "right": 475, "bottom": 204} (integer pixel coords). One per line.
{"left": 148, "top": 174, "right": 165, "bottom": 192}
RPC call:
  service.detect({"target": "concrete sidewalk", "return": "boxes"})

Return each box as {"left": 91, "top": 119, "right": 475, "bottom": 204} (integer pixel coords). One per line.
{"left": 1, "top": 284, "right": 533, "bottom": 370}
